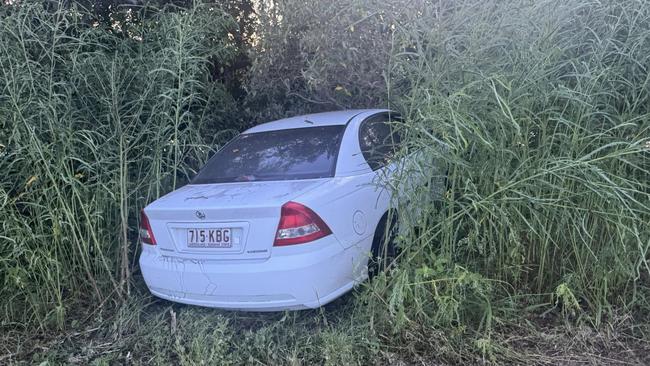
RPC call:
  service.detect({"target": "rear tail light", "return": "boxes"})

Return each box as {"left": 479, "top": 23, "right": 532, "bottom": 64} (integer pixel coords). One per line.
{"left": 139, "top": 209, "right": 156, "bottom": 245}
{"left": 274, "top": 201, "right": 332, "bottom": 246}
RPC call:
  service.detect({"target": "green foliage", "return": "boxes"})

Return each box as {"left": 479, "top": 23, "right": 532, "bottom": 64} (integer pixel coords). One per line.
{"left": 375, "top": 0, "right": 650, "bottom": 336}
{"left": 245, "top": 0, "right": 415, "bottom": 122}
{"left": 0, "top": 1, "right": 239, "bottom": 327}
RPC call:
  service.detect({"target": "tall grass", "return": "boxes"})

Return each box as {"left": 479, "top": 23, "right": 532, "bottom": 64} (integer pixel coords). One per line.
{"left": 1, "top": 0, "right": 649, "bottom": 363}
{"left": 371, "top": 0, "right": 650, "bottom": 339}
{"left": 0, "top": 1, "right": 238, "bottom": 328}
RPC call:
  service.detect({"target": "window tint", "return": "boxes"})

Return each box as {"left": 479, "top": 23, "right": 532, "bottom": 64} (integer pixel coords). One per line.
{"left": 358, "top": 114, "right": 401, "bottom": 170}
{"left": 192, "top": 126, "right": 345, "bottom": 184}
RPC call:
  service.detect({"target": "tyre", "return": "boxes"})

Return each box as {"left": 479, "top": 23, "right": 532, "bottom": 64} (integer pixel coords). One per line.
{"left": 368, "top": 211, "right": 398, "bottom": 278}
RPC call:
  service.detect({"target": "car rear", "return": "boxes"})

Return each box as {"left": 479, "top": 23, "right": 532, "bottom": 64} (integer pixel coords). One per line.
{"left": 138, "top": 125, "right": 360, "bottom": 310}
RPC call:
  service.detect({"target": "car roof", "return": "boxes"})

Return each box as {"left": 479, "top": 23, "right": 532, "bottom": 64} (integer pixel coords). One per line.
{"left": 244, "top": 109, "right": 389, "bottom": 133}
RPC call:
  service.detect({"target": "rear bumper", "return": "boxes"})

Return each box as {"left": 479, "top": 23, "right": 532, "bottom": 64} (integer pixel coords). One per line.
{"left": 139, "top": 237, "right": 363, "bottom": 311}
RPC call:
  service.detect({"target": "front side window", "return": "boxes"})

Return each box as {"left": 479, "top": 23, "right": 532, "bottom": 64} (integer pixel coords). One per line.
{"left": 358, "top": 114, "right": 401, "bottom": 170}
{"left": 192, "top": 125, "right": 345, "bottom": 184}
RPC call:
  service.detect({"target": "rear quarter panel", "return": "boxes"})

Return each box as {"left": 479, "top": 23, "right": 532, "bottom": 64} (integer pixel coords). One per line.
{"left": 296, "top": 174, "right": 390, "bottom": 252}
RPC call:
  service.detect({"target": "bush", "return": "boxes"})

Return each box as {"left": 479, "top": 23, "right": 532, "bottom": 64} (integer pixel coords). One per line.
{"left": 244, "top": 0, "right": 420, "bottom": 122}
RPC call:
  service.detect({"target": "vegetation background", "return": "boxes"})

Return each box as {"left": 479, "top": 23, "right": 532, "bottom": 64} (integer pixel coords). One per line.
{"left": 1, "top": 0, "right": 649, "bottom": 364}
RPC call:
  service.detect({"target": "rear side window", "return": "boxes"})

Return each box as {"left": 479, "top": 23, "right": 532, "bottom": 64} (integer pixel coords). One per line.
{"left": 358, "top": 114, "right": 401, "bottom": 170}
{"left": 192, "top": 126, "right": 345, "bottom": 184}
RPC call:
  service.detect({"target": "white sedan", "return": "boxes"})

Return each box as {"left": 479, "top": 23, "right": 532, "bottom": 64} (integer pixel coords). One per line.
{"left": 139, "top": 109, "right": 403, "bottom": 310}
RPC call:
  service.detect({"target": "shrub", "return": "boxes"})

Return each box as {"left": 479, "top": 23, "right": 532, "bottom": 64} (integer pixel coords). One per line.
{"left": 244, "top": 0, "right": 420, "bottom": 122}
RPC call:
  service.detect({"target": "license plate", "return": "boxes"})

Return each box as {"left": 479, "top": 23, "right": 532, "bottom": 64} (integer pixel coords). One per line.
{"left": 187, "top": 228, "right": 232, "bottom": 248}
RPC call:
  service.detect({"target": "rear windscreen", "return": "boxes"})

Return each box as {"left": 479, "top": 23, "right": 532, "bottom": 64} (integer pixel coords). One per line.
{"left": 191, "top": 125, "right": 345, "bottom": 184}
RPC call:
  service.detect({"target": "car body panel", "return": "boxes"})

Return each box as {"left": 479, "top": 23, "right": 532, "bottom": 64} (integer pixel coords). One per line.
{"left": 295, "top": 174, "right": 390, "bottom": 249}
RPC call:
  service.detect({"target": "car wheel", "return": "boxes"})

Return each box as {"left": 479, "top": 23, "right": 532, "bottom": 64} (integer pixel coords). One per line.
{"left": 368, "top": 211, "right": 398, "bottom": 279}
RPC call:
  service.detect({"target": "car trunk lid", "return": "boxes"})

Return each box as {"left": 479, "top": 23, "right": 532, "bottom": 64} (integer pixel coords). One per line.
{"left": 144, "top": 179, "right": 328, "bottom": 260}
